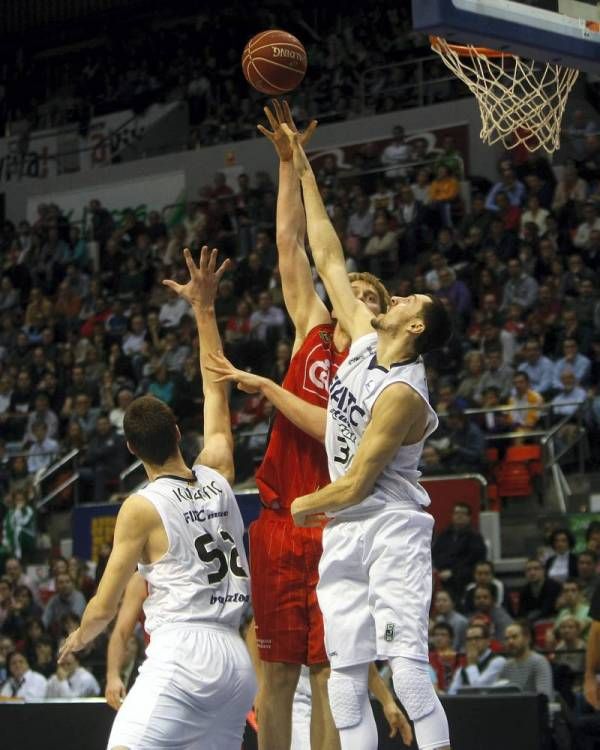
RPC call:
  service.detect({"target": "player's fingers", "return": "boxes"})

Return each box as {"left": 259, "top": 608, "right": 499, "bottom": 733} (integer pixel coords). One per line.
{"left": 301, "top": 119, "right": 318, "bottom": 144}
{"left": 207, "top": 247, "right": 219, "bottom": 273}
{"left": 183, "top": 246, "right": 199, "bottom": 276}
{"left": 282, "top": 99, "right": 295, "bottom": 129}
{"left": 401, "top": 724, "right": 413, "bottom": 745}
{"left": 271, "top": 98, "right": 284, "bottom": 123}
{"left": 162, "top": 279, "right": 181, "bottom": 293}
{"left": 263, "top": 106, "right": 279, "bottom": 131}
{"left": 197, "top": 245, "right": 209, "bottom": 272}
{"left": 256, "top": 124, "right": 275, "bottom": 141}
{"left": 389, "top": 726, "right": 398, "bottom": 738}
{"left": 216, "top": 257, "right": 232, "bottom": 279}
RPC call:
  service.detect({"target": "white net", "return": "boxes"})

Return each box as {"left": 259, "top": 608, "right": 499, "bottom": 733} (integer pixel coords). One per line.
{"left": 430, "top": 36, "right": 580, "bottom": 154}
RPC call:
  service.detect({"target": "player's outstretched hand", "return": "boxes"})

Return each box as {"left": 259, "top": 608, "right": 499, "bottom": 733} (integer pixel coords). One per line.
{"left": 382, "top": 699, "right": 413, "bottom": 744}
{"left": 163, "top": 246, "right": 230, "bottom": 309}
{"left": 57, "top": 628, "right": 86, "bottom": 665}
{"left": 258, "top": 99, "right": 317, "bottom": 162}
{"left": 105, "top": 675, "right": 126, "bottom": 711}
{"left": 206, "top": 351, "right": 264, "bottom": 394}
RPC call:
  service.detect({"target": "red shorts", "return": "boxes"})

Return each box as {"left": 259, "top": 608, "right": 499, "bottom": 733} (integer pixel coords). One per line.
{"left": 250, "top": 509, "right": 327, "bottom": 665}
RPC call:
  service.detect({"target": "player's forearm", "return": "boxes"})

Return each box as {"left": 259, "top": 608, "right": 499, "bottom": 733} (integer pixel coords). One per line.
{"left": 79, "top": 595, "right": 118, "bottom": 646}
{"left": 586, "top": 621, "right": 600, "bottom": 677}
{"left": 106, "top": 631, "right": 129, "bottom": 680}
{"left": 300, "top": 170, "right": 345, "bottom": 277}
{"left": 259, "top": 377, "right": 326, "bottom": 442}
{"left": 295, "top": 475, "right": 358, "bottom": 515}
{"left": 368, "top": 663, "right": 395, "bottom": 708}
{"left": 277, "top": 160, "right": 305, "bottom": 250}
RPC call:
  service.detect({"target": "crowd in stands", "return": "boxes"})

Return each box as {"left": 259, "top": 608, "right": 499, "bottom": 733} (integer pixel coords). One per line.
{"left": 0, "top": 97, "right": 599, "bottom": 739}
{"left": 0, "top": 1, "right": 458, "bottom": 148}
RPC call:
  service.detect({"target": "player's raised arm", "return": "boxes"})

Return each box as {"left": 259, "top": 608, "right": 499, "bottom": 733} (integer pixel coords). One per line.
{"left": 207, "top": 350, "right": 327, "bottom": 442}
{"left": 259, "top": 101, "right": 328, "bottom": 352}
{"left": 163, "top": 247, "right": 234, "bottom": 484}
{"left": 281, "top": 123, "right": 373, "bottom": 342}
{"left": 105, "top": 571, "right": 147, "bottom": 711}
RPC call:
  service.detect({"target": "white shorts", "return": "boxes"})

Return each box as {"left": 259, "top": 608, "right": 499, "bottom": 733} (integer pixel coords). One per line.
{"left": 107, "top": 623, "right": 256, "bottom": 750}
{"left": 317, "top": 503, "right": 434, "bottom": 670}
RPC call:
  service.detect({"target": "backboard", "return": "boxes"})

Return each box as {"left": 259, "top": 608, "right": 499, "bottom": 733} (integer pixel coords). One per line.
{"left": 412, "top": 0, "right": 600, "bottom": 72}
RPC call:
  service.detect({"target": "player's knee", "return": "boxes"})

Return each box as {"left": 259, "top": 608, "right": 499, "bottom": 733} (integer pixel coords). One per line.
{"left": 391, "top": 655, "right": 436, "bottom": 721}
{"left": 261, "top": 661, "right": 301, "bottom": 695}
{"left": 327, "top": 669, "right": 364, "bottom": 730}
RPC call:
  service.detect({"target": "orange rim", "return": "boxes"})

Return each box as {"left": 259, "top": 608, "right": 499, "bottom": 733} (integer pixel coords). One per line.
{"left": 429, "top": 35, "right": 513, "bottom": 59}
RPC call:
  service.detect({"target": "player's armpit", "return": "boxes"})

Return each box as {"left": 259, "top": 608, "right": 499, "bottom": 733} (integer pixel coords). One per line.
{"left": 199, "top": 433, "right": 235, "bottom": 485}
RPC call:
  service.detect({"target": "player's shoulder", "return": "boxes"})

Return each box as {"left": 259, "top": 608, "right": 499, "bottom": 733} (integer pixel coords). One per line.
{"left": 296, "top": 323, "right": 336, "bottom": 357}
{"left": 118, "top": 492, "right": 162, "bottom": 529}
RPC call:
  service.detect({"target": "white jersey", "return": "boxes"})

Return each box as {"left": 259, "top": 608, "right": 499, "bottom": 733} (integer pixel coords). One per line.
{"left": 137, "top": 464, "right": 250, "bottom": 633}
{"left": 325, "top": 333, "right": 438, "bottom": 518}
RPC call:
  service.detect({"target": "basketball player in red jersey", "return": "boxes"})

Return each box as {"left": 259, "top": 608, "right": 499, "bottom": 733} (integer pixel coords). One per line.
{"left": 247, "top": 101, "right": 390, "bottom": 750}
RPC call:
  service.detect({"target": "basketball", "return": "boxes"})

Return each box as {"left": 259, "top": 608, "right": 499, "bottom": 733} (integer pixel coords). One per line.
{"left": 242, "top": 30, "right": 307, "bottom": 95}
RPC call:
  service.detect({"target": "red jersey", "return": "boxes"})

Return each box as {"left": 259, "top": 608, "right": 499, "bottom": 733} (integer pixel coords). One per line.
{"left": 255, "top": 324, "right": 347, "bottom": 510}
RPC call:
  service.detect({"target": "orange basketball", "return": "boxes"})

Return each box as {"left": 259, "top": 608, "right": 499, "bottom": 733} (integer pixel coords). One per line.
{"left": 242, "top": 30, "right": 307, "bottom": 95}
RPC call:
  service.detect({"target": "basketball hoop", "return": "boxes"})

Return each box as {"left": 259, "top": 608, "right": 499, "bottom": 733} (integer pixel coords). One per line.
{"left": 429, "top": 35, "right": 580, "bottom": 154}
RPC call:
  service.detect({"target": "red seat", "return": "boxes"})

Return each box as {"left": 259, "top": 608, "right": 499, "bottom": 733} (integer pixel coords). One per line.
{"left": 504, "top": 445, "right": 543, "bottom": 475}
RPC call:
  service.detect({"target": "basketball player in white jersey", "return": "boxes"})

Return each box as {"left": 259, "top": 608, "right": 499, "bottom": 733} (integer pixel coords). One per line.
{"left": 58, "top": 247, "right": 256, "bottom": 750}
{"left": 278, "top": 125, "right": 454, "bottom": 750}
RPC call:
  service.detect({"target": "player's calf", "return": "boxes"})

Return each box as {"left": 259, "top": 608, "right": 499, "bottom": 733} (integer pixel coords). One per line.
{"left": 327, "top": 664, "right": 377, "bottom": 750}
{"left": 391, "top": 655, "right": 451, "bottom": 750}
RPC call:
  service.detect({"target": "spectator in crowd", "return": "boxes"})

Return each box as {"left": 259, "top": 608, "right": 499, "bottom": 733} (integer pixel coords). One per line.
{"left": 500, "top": 621, "right": 554, "bottom": 702}
{"left": 248, "top": 290, "right": 285, "bottom": 346}
{"left": 546, "top": 528, "right": 579, "bottom": 583}
{"left": 0, "top": 635, "right": 15, "bottom": 683}
{"left": 431, "top": 589, "right": 468, "bottom": 652}
{"left": 471, "top": 584, "right": 513, "bottom": 641}
{"left": 576, "top": 552, "right": 599, "bottom": 604}
{"left": 26, "top": 421, "right": 60, "bottom": 475}
{"left": 518, "top": 339, "right": 555, "bottom": 397}
{"left": 463, "top": 561, "right": 505, "bottom": 614}
{"left": 23, "top": 392, "right": 59, "bottom": 442}
{"left": 438, "top": 408, "right": 485, "bottom": 473}
{"left": 486, "top": 166, "right": 526, "bottom": 211}
{"left": 507, "top": 371, "right": 544, "bottom": 431}
{"left": 474, "top": 348, "right": 514, "bottom": 404}
{"left": 428, "top": 165, "right": 460, "bottom": 228}
{"left": 501, "top": 257, "right": 538, "bottom": 312}
{"left": 31, "top": 635, "right": 57, "bottom": 678}
{"left": 432, "top": 502, "right": 487, "bottom": 600}
{"left": 45, "top": 650, "right": 100, "bottom": 698}
{"left": 517, "top": 558, "right": 562, "bottom": 622}
{"left": 3, "top": 558, "right": 38, "bottom": 599}
{"left": 0, "top": 651, "right": 47, "bottom": 699}
{"left": 42, "top": 572, "right": 86, "bottom": 638}
{"left": 553, "top": 338, "right": 592, "bottom": 390}
{"left": 363, "top": 211, "right": 399, "bottom": 278}
{"left": 380, "top": 125, "right": 410, "bottom": 178}
{"left": 554, "top": 579, "right": 591, "bottom": 638}
{"left": 447, "top": 622, "right": 506, "bottom": 694}
{"left": 429, "top": 622, "right": 465, "bottom": 693}
{"left": 553, "top": 615, "right": 586, "bottom": 688}
{"left": 1, "top": 492, "right": 36, "bottom": 565}
{"left": 573, "top": 202, "right": 600, "bottom": 250}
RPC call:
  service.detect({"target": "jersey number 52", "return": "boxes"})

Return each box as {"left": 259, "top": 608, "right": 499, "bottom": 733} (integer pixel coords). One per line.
{"left": 194, "top": 529, "right": 248, "bottom": 584}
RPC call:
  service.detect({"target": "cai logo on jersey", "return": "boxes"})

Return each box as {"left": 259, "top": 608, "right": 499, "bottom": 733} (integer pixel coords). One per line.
{"left": 302, "top": 343, "right": 331, "bottom": 398}
{"left": 328, "top": 376, "right": 366, "bottom": 469}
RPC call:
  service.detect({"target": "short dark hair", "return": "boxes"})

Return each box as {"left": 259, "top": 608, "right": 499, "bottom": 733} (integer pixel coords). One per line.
{"left": 123, "top": 396, "right": 179, "bottom": 466}
{"left": 513, "top": 619, "right": 533, "bottom": 642}
{"left": 468, "top": 622, "right": 490, "bottom": 640}
{"left": 474, "top": 583, "right": 495, "bottom": 596}
{"left": 475, "top": 560, "right": 494, "bottom": 573}
{"left": 433, "top": 622, "right": 454, "bottom": 638}
{"left": 415, "top": 295, "right": 452, "bottom": 355}
{"left": 550, "top": 527, "right": 575, "bottom": 550}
